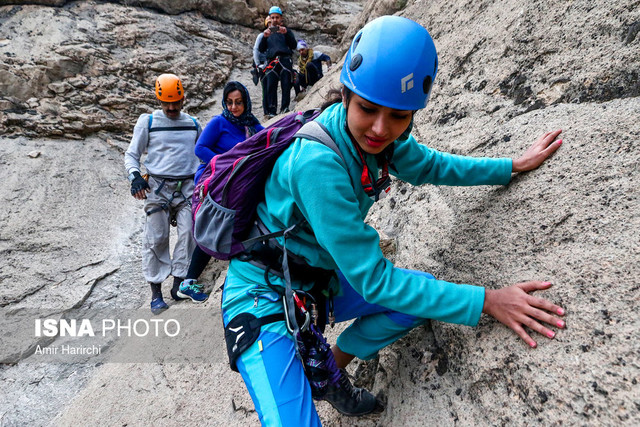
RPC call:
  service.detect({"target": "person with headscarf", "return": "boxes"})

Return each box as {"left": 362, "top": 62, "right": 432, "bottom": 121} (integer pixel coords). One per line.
{"left": 172, "top": 81, "right": 264, "bottom": 302}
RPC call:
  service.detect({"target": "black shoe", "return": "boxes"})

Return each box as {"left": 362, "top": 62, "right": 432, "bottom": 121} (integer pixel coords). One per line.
{"left": 170, "top": 277, "right": 187, "bottom": 301}
{"left": 280, "top": 108, "right": 290, "bottom": 114}
{"left": 320, "top": 369, "right": 379, "bottom": 416}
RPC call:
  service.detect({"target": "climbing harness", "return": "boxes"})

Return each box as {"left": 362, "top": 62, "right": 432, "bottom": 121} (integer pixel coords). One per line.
{"left": 146, "top": 177, "right": 192, "bottom": 226}
{"left": 264, "top": 56, "right": 294, "bottom": 80}
{"left": 143, "top": 113, "right": 199, "bottom": 225}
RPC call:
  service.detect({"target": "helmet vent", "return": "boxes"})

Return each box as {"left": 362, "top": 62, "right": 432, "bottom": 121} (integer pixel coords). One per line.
{"left": 352, "top": 33, "right": 362, "bottom": 52}
{"left": 422, "top": 75, "right": 432, "bottom": 94}
{"left": 350, "top": 54, "right": 363, "bottom": 71}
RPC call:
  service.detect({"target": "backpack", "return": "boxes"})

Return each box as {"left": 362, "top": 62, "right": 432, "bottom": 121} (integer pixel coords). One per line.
{"left": 192, "top": 110, "right": 345, "bottom": 260}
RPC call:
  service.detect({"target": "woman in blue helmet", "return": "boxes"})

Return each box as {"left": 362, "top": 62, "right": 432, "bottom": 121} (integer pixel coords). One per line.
{"left": 222, "top": 16, "right": 565, "bottom": 425}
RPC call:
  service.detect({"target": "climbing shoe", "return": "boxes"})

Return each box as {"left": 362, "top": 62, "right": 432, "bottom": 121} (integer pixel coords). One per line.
{"left": 150, "top": 297, "right": 169, "bottom": 315}
{"left": 177, "top": 279, "right": 208, "bottom": 303}
{"left": 320, "top": 369, "right": 380, "bottom": 416}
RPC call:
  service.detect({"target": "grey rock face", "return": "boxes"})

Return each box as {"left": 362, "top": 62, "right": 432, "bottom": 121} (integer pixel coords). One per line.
{"left": 0, "top": 0, "right": 360, "bottom": 139}
{"left": 0, "top": 0, "right": 638, "bottom": 426}
{"left": 2, "top": 0, "right": 356, "bottom": 30}
{"left": 0, "top": 2, "right": 242, "bottom": 139}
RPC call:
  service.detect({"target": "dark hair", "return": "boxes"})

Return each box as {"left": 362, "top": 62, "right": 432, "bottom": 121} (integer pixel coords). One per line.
{"left": 223, "top": 81, "right": 248, "bottom": 106}
{"left": 320, "top": 86, "right": 352, "bottom": 111}
{"left": 323, "top": 85, "right": 414, "bottom": 144}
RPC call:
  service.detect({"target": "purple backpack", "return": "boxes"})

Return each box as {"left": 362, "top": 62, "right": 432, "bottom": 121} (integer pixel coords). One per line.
{"left": 192, "top": 110, "right": 344, "bottom": 260}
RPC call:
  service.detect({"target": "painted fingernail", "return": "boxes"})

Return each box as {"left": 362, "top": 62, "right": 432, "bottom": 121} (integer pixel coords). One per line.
{"left": 547, "top": 330, "right": 555, "bottom": 338}
{"left": 529, "top": 341, "right": 537, "bottom": 348}
{"left": 557, "top": 308, "right": 565, "bottom": 316}
{"left": 542, "top": 281, "right": 552, "bottom": 286}
{"left": 557, "top": 320, "right": 565, "bottom": 328}
{"left": 557, "top": 139, "right": 563, "bottom": 145}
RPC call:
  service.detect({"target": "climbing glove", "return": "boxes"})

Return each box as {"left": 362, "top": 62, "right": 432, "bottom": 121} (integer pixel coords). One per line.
{"left": 130, "top": 171, "right": 150, "bottom": 195}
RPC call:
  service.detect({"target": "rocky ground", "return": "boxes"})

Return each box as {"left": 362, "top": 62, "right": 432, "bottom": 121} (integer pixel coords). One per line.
{"left": 1, "top": 0, "right": 639, "bottom": 426}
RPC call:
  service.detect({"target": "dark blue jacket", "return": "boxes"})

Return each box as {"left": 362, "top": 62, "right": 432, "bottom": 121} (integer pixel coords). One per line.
{"left": 258, "top": 28, "right": 297, "bottom": 61}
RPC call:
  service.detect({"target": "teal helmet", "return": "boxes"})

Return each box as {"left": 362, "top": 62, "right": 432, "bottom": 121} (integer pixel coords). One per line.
{"left": 340, "top": 16, "right": 438, "bottom": 111}
{"left": 269, "top": 6, "right": 282, "bottom": 15}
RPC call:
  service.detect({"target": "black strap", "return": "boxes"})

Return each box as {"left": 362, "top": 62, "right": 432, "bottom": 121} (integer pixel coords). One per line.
{"left": 149, "top": 126, "right": 198, "bottom": 133}
{"left": 240, "top": 220, "right": 302, "bottom": 253}
{"left": 225, "top": 312, "right": 285, "bottom": 372}
{"left": 146, "top": 178, "right": 190, "bottom": 216}
{"left": 254, "top": 313, "right": 285, "bottom": 327}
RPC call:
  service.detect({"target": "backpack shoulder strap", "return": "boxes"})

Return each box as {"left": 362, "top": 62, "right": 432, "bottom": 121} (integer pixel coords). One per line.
{"left": 190, "top": 116, "right": 199, "bottom": 131}
{"left": 295, "top": 121, "right": 346, "bottom": 167}
{"left": 148, "top": 113, "right": 153, "bottom": 130}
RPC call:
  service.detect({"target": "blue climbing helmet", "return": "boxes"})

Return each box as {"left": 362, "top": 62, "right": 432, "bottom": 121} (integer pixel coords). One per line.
{"left": 340, "top": 15, "right": 438, "bottom": 111}
{"left": 269, "top": 6, "right": 282, "bottom": 15}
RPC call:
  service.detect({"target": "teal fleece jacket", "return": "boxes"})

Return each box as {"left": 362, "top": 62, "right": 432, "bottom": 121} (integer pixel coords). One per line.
{"left": 241, "top": 103, "right": 513, "bottom": 327}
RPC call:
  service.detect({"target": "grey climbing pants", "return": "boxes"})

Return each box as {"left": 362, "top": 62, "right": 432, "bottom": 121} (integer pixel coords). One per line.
{"left": 142, "top": 175, "right": 195, "bottom": 284}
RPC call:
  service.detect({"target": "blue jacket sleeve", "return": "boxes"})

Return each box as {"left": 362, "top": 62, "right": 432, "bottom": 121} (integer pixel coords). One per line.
{"left": 195, "top": 116, "right": 222, "bottom": 164}
{"left": 286, "top": 142, "right": 485, "bottom": 326}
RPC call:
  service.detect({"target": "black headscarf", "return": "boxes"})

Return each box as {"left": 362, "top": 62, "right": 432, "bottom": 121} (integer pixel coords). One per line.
{"left": 221, "top": 81, "right": 261, "bottom": 136}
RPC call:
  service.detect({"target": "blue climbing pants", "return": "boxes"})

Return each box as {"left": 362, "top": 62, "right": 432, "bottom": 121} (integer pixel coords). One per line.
{"left": 221, "top": 262, "right": 433, "bottom": 426}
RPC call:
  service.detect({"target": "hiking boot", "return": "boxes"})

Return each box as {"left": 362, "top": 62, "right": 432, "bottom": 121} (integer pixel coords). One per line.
{"left": 150, "top": 297, "right": 169, "bottom": 315}
{"left": 177, "top": 279, "right": 208, "bottom": 303}
{"left": 320, "top": 369, "right": 379, "bottom": 416}
{"left": 280, "top": 108, "right": 291, "bottom": 114}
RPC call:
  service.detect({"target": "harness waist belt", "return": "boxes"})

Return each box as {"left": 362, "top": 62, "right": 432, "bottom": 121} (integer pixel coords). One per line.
{"left": 246, "top": 240, "right": 332, "bottom": 284}
{"left": 149, "top": 174, "right": 195, "bottom": 181}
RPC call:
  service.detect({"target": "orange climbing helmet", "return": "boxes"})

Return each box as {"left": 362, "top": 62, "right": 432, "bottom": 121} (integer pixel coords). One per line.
{"left": 155, "top": 74, "right": 184, "bottom": 102}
